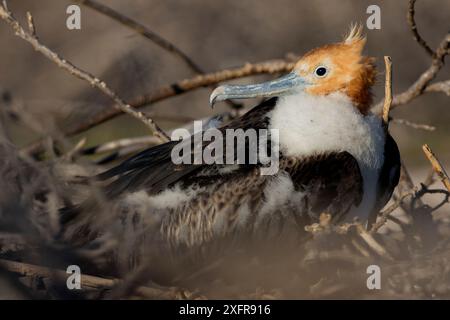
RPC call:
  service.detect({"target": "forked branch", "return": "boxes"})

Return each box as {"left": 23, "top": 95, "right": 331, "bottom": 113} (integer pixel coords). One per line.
{"left": 0, "top": 2, "right": 170, "bottom": 143}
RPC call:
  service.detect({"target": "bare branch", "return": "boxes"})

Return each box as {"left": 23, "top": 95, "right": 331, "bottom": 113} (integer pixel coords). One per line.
{"left": 0, "top": 3, "right": 170, "bottom": 143}
{"left": 25, "top": 11, "right": 35, "bottom": 37}
{"left": 82, "top": 112, "right": 239, "bottom": 164}
{"left": 22, "top": 59, "right": 294, "bottom": 156}
{"left": 391, "top": 118, "right": 436, "bottom": 131}
{"left": 82, "top": 136, "right": 161, "bottom": 156}
{"left": 370, "top": 192, "right": 414, "bottom": 233}
{"left": 374, "top": 33, "right": 449, "bottom": 113}
{"left": 77, "top": 60, "right": 293, "bottom": 134}
{"left": 382, "top": 56, "right": 392, "bottom": 128}
{"left": 426, "top": 80, "right": 450, "bottom": 96}
{"left": 63, "top": 137, "right": 87, "bottom": 161}
{"left": 0, "top": 258, "right": 199, "bottom": 299}
{"left": 74, "top": 0, "right": 203, "bottom": 75}
{"left": 407, "top": 0, "right": 435, "bottom": 57}
{"left": 422, "top": 144, "right": 450, "bottom": 192}
{"left": 356, "top": 224, "right": 393, "bottom": 260}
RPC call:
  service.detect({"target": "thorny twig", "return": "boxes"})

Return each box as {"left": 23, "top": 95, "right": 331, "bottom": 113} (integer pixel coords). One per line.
{"left": 0, "top": 3, "right": 170, "bottom": 143}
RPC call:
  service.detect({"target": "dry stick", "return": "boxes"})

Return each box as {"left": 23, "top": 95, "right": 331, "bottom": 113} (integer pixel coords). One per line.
{"left": 426, "top": 80, "right": 450, "bottom": 96}
{"left": 81, "top": 111, "right": 235, "bottom": 158}
{"left": 370, "top": 192, "right": 414, "bottom": 233}
{"left": 67, "top": 32, "right": 450, "bottom": 143}
{"left": 382, "top": 56, "right": 392, "bottom": 129}
{"left": 25, "top": 11, "right": 35, "bottom": 36}
{"left": 374, "top": 33, "right": 450, "bottom": 113}
{"left": 20, "top": 2, "right": 449, "bottom": 155}
{"left": 63, "top": 137, "right": 87, "bottom": 161}
{"left": 368, "top": 56, "right": 396, "bottom": 233}
{"left": 74, "top": 0, "right": 203, "bottom": 74}
{"left": 398, "top": 161, "right": 425, "bottom": 209}
{"left": 423, "top": 168, "right": 436, "bottom": 187}
{"left": 407, "top": 0, "right": 435, "bottom": 57}
{"left": 381, "top": 5, "right": 449, "bottom": 234}
{"left": 75, "top": 0, "right": 241, "bottom": 112}
{"left": 22, "top": 59, "right": 294, "bottom": 156}
{"left": 356, "top": 224, "right": 392, "bottom": 260}
{"left": 0, "top": 4, "right": 170, "bottom": 143}
{"left": 422, "top": 144, "right": 450, "bottom": 192}
{"left": 83, "top": 136, "right": 162, "bottom": 156}
{"left": 374, "top": 0, "right": 450, "bottom": 115}
{"left": 391, "top": 118, "right": 435, "bottom": 131}
{"left": 0, "top": 259, "right": 192, "bottom": 299}
{"left": 72, "top": 60, "right": 293, "bottom": 134}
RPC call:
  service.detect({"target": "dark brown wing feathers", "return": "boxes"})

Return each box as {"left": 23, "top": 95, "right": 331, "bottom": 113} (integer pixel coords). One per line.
{"left": 282, "top": 152, "right": 363, "bottom": 221}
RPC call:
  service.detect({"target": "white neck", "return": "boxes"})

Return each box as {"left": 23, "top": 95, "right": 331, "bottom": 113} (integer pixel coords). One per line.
{"left": 269, "top": 92, "right": 385, "bottom": 170}
{"left": 268, "top": 91, "right": 386, "bottom": 221}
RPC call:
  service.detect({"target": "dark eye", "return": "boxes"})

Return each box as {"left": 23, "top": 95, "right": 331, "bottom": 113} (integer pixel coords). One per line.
{"left": 314, "top": 66, "right": 327, "bottom": 77}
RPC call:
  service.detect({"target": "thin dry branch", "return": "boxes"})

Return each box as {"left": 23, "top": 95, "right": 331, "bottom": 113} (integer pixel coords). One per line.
{"left": 82, "top": 136, "right": 161, "bottom": 156}
{"left": 426, "top": 80, "right": 450, "bottom": 96}
{"left": 63, "top": 137, "right": 87, "bottom": 161}
{"left": 422, "top": 144, "right": 450, "bottom": 192}
{"left": 407, "top": 0, "right": 435, "bottom": 57}
{"left": 382, "top": 56, "right": 393, "bottom": 128}
{"left": 391, "top": 118, "right": 436, "bottom": 131}
{"left": 370, "top": 192, "right": 414, "bottom": 233}
{"left": 374, "top": 1, "right": 450, "bottom": 115}
{"left": 395, "top": 161, "right": 427, "bottom": 229}
{"left": 356, "top": 224, "right": 392, "bottom": 260}
{"left": 74, "top": 0, "right": 242, "bottom": 112}
{"left": 71, "top": 60, "right": 294, "bottom": 134}
{"left": 374, "top": 33, "right": 450, "bottom": 113}
{"left": 0, "top": 258, "right": 198, "bottom": 299}
{"left": 21, "top": 10, "right": 448, "bottom": 157}
{"left": 0, "top": 3, "right": 169, "bottom": 143}
{"left": 23, "top": 59, "right": 294, "bottom": 156}
{"left": 81, "top": 112, "right": 238, "bottom": 164}
{"left": 25, "top": 11, "right": 35, "bottom": 36}
{"left": 74, "top": 0, "right": 203, "bottom": 75}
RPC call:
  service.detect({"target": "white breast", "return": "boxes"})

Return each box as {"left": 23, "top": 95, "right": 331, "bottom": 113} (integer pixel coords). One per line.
{"left": 268, "top": 92, "right": 386, "bottom": 221}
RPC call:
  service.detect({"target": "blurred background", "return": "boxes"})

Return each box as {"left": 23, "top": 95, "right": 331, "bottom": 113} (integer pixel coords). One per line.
{"left": 0, "top": 0, "right": 449, "bottom": 300}
{"left": 0, "top": 0, "right": 449, "bottom": 179}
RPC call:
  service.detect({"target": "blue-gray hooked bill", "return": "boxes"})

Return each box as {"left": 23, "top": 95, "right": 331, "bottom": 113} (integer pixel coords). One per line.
{"left": 209, "top": 72, "right": 308, "bottom": 107}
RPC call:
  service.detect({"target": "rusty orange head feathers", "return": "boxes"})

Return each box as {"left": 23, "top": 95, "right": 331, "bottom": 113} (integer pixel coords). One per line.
{"left": 210, "top": 25, "right": 376, "bottom": 114}
{"left": 292, "top": 25, "right": 376, "bottom": 113}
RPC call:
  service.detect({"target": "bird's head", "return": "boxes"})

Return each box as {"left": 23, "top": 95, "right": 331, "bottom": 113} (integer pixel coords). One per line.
{"left": 210, "top": 25, "right": 376, "bottom": 114}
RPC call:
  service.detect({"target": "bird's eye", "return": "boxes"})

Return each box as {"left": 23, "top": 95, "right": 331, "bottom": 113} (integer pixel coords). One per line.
{"left": 314, "top": 66, "right": 327, "bottom": 77}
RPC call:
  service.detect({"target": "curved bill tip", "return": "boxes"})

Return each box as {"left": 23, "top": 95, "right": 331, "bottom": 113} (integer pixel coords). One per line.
{"left": 209, "top": 86, "right": 226, "bottom": 108}
{"left": 209, "top": 72, "right": 305, "bottom": 109}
